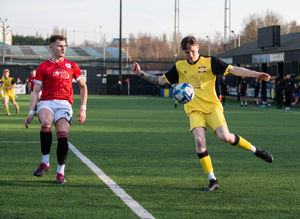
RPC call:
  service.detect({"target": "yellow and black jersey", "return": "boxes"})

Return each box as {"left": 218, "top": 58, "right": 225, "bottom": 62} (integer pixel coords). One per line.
{"left": 1, "top": 76, "right": 16, "bottom": 95}
{"left": 164, "top": 56, "right": 231, "bottom": 115}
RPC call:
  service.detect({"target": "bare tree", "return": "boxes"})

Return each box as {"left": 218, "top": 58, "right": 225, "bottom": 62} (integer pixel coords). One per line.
{"left": 52, "top": 26, "right": 68, "bottom": 39}
{"left": 287, "top": 20, "right": 300, "bottom": 33}
{"left": 240, "top": 10, "right": 284, "bottom": 44}
{"left": 127, "top": 33, "right": 173, "bottom": 61}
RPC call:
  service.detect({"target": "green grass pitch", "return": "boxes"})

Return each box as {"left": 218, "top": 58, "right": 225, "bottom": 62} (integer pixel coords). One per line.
{"left": 0, "top": 95, "right": 299, "bottom": 218}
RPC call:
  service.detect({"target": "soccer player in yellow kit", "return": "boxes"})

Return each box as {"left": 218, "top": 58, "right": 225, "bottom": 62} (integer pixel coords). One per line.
{"left": 131, "top": 36, "right": 274, "bottom": 192}
{"left": 1, "top": 69, "right": 19, "bottom": 116}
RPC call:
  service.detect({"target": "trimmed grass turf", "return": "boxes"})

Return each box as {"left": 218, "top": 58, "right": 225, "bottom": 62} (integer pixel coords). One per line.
{"left": 0, "top": 95, "right": 299, "bottom": 218}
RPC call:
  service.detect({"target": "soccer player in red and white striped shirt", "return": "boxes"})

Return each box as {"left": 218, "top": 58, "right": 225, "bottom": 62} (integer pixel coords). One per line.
{"left": 24, "top": 35, "right": 88, "bottom": 184}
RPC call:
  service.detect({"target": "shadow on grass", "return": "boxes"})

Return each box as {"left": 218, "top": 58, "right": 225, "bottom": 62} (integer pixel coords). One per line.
{"left": 0, "top": 179, "right": 207, "bottom": 192}
{"left": 0, "top": 179, "right": 108, "bottom": 188}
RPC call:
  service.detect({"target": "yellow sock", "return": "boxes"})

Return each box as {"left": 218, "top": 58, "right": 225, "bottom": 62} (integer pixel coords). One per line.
{"left": 200, "top": 155, "right": 214, "bottom": 174}
{"left": 16, "top": 104, "right": 19, "bottom": 110}
{"left": 235, "top": 135, "right": 252, "bottom": 150}
{"left": 5, "top": 106, "right": 9, "bottom": 113}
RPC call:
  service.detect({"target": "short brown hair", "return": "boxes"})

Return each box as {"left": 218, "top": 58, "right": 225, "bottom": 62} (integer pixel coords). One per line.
{"left": 50, "top": 35, "right": 66, "bottom": 44}
{"left": 181, "top": 36, "right": 198, "bottom": 50}
{"left": 3, "top": 69, "right": 9, "bottom": 73}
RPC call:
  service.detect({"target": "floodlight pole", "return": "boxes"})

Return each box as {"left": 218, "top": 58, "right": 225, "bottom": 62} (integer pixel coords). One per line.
{"left": 119, "top": 0, "right": 122, "bottom": 82}
{"left": 103, "top": 34, "right": 106, "bottom": 67}
{"left": 206, "top": 36, "right": 211, "bottom": 56}
{"left": 224, "top": 0, "right": 231, "bottom": 50}
{"left": 1, "top": 18, "right": 9, "bottom": 65}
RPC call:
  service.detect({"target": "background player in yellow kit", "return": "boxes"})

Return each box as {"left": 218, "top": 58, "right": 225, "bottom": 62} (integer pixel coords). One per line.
{"left": 1, "top": 69, "right": 19, "bottom": 116}
{"left": 131, "top": 36, "right": 274, "bottom": 192}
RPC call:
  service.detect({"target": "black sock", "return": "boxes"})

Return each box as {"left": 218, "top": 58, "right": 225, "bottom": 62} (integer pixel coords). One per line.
{"left": 40, "top": 131, "right": 52, "bottom": 155}
{"left": 57, "top": 138, "right": 69, "bottom": 165}
{"left": 197, "top": 150, "right": 209, "bottom": 159}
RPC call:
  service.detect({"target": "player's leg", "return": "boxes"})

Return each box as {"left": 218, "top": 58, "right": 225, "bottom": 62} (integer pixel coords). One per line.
{"left": 215, "top": 125, "right": 274, "bottom": 163}
{"left": 278, "top": 91, "right": 283, "bottom": 108}
{"left": 190, "top": 112, "right": 219, "bottom": 192}
{"left": 10, "top": 95, "right": 19, "bottom": 114}
{"left": 3, "top": 95, "right": 10, "bottom": 115}
{"left": 53, "top": 101, "right": 73, "bottom": 184}
{"left": 33, "top": 108, "right": 53, "bottom": 177}
{"left": 244, "top": 94, "right": 248, "bottom": 106}
{"left": 255, "top": 91, "right": 259, "bottom": 105}
{"left": 55, "top": 118, "right": 70, "bottom": 184}
{"left": 285, "top": 92, "right": 291, "bottom": 110}
{"left": 240, "top": 94, "right": 244, "bottom": 106}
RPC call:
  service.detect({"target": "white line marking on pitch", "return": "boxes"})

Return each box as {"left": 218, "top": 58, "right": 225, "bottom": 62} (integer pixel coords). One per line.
{"left": 1, "top": 140, "right": 155, "bottom": 219}
{"left": 68, "top": 142, "right": 155, "bottom": 219}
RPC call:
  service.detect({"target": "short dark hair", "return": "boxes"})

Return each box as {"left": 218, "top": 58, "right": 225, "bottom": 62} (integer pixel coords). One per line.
{"left": 50, "top": 35, "right": 66, "bottom": 44}
{"left": 29, "top": 67, "right": 35, "bottom": 72}
{"left": 181, "top": 36, "right": 198, "bottom": 50}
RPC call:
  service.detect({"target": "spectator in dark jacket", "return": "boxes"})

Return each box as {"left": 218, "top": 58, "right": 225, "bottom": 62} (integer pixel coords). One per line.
{"left": 253, "top": 78, "right": 260, "bottom": 106}
{"left": 275, "top": 74, "right": 284, "bottom": 108}
{"left": 284, "top": 74, "right": 294, "bottom": 110}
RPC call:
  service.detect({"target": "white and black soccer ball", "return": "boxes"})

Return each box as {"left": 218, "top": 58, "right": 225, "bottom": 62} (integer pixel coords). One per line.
{"left": 173, "top": 83, "right": 195, "bottom": 104}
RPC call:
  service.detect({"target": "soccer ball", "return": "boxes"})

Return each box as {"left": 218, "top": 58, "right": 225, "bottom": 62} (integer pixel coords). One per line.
{"left": 173, "top": 83, "right": 195, "bottom": 104}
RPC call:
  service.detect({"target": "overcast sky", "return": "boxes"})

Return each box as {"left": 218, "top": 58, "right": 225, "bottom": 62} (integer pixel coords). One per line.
{"left": 2, "top": 0, "right": 300, "bottom": 44}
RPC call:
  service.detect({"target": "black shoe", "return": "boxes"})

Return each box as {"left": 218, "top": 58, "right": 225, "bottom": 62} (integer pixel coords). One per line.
{"left": 202, "top": 179, "right": 219, "bottom": 192}
{"left": 33, "top": 162, "right": 50, "bottom": 177}
{"left": 255, "top": 147, "right": 274, "bottom": 163}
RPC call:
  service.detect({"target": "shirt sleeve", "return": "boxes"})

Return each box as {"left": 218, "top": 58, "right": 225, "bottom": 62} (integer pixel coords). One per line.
{"left": 211, "top": 56, "right": 230, "bottom": 75}
{"left": 163, "top": 65, "right": 179, "bottom": 84}
{"left": 73, "top": 63, "right": 82, "bottom": 81}
{"left": 34, "top": 64, "right": 44, "bottom": 85}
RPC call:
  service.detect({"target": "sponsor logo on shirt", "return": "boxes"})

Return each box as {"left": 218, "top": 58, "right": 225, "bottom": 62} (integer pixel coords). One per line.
{"left": 52, "top": 68, "right": 70, "bottom": 79}
{"left": 65, "top": 63, "right": 71, "bottom": 68}
{"left": 198, "top": 66, "right": 206, "bottom": 73}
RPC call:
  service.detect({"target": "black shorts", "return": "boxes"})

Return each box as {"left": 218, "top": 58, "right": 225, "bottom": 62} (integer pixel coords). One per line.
{"left": 240, "top": 89, "right": 247, "bottom": 96}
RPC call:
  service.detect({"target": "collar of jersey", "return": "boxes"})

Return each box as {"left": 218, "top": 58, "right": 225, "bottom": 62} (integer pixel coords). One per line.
{"left": 49, "top": 58, "right": 65, "bottom": 63}
{"left": 186, "top": 56, "right": 200, "bottom": 65}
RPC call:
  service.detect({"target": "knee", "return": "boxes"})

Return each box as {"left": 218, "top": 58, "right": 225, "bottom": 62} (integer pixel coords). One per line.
{"left": 195, "top": 136, "right": 206, "bottom": 150}
{"left": 40, "top": 120, "right": 52, "bottom": 127}
{"left": 217, "top": 132, "right": 231, "bottom": 143}
{"left": 195, "top": 136, "right": 203, "bottom": 146}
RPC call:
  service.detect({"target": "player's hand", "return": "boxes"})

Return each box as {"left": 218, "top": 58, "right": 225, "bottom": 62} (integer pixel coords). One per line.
{"left": 258, "top": 73, "right": 271, "bottom": 82}
{"left": 24, "top": 114, "right": 34, "bottom": 128}
{"left": 131, "top": 62, "right": 141, "bottom": 76}
{"left": 78, "top": 109, "right": 86, "bottom": 124}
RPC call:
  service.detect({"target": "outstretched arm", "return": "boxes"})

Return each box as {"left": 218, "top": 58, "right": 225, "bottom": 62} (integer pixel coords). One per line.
{"left": 228, "top": 66, "right": 270, "bottom": 81}
{"left": 131, "top": 62, "right": 167, "bottom": 86}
